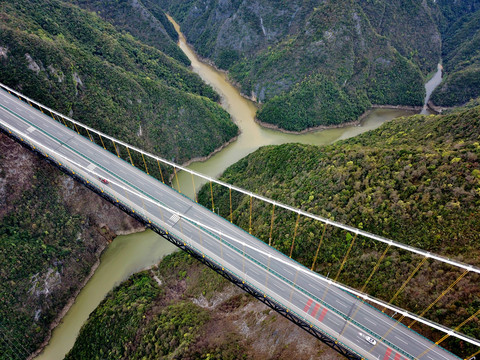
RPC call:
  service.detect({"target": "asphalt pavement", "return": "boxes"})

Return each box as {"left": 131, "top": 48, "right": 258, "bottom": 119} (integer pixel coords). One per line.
{"left": 0, "top": 88, "right": 460, "bottom": 360}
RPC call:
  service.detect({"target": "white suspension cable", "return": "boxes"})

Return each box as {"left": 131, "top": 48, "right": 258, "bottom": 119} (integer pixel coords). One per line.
{"left": 2, "top": 118, "right": 479, "bottom": 349}
{"left": 1, "top": 82, "right": 478, "bottom": 278}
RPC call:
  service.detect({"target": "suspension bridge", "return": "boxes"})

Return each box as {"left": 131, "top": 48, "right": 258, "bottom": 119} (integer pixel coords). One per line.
{"left": 0, "top": 82, "right": 478, "bottom": 360}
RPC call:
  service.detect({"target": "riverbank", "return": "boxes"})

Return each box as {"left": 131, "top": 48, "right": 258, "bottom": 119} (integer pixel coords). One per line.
{"left": 427, "top": 100, "right": 449, "bottom": 114}
{"left": 254, "top": 104, "right": 422, "bottom": 135}
{"left": 180, "top": 133, "right": 239, "bottom": 168}
{"left": 28, "top": 243, "right": 107, "bottom": 360}
{"left": 30, "top": 221, "right": 146, "bottom": 359}
{"left": 34, "top": 230, "right": 177, "bottom": 360}
{"left": 185, "top": 40, "right": 423, "bottom": 136}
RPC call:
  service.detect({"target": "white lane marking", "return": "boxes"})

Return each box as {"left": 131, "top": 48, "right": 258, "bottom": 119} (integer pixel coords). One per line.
{"left": 335, "top": 299, "right": 348, "bottom": 307}
{"left": 394, "top": 335, "right": 408, "bottom": 345}
{"left": 87, "top": 163, "right": 96, "bottom": 171}
{"left": 2, "top": 96, "right": 178, "bottom": 210}
{"left": 330, "top": 319, "right": 342, "bottom": 326}
{"left": 363, "top": 308, "right": 451, "bottom": 360}
{"left": 364, "top": 317, "right": 376, "bottom": 326}
{"left": 1, "top": 93, "right": 456, "bottom": 360}
{"left": 26, "top": 125, "right": 35, "bottom": 133}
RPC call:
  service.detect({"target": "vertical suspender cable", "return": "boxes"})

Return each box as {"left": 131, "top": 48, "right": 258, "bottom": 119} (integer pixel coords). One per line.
{"left": 289, "top": 212, "right": 301, "bottom": 258}
{"left": 334, "top": 232, "right": 357, "bottom": 282}
{"left": 249, "top": 195, "right": 253, "bottom": 234}
{"left": 112, "top": 140, "right": 120, "bottom": 157}
{"left": 383, "top": 256, "right": 428, "bottom": 312}
{"left": 311, "top": 223, "right": 327, "bottom": 270}
{"left": 191, "top": 173, "right": 197, "bottom": 202}
{"left": 268, "top": 203, "right": 276, "bottom": 246}
{"left": 210, "top": 181, "right": 215, "bottom": 211}
{"left": 98, "top": 134, "right": 106, "bottom": 149}
{"left": 408, "top": 269, "right": 470, "bottom": 328}
{"left": 157, "top": 160, "right": 165, "bottom": 183}
{"left": 141, "top": 152, "right": 149, "bottom": 174}
{"left": 229, "top": 187, "right": 233, "bottom": 223}
{"left": 174, "top": 167, "right": 181, "bottom": 193}
{"left": 361, "top": 244, "right": 391, "bottom": 293}
{"left": 126, "top": 146, "right": 135, "bottom": 166}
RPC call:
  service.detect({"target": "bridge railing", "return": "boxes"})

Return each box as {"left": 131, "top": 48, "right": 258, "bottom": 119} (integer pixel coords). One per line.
{"left": 1, "top": 82, "right": 477, "bottom": 276}
{"left": 1, "top": 114, "right": 478, "bottom": 358}
{"left": 1, "top": 82, "right": 479, "bottom": 359}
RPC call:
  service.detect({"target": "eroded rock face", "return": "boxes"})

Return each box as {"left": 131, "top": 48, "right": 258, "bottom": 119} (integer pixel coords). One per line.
{"left": 0, "top": 132, "right": 144, "bottom": 355}
{"left": 0, "top": 46, "right": 8, "bottom": 59}
{"left": 25, "top": 53, "right": 42, "bottom": 74}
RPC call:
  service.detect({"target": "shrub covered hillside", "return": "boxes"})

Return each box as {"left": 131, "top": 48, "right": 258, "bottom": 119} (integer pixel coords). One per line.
{"left": 66, "top": 251, "right": 344, "bottom": 360}
{"left": 0, "top": 133, "right": 144, "bottom": 358}
{"left": 70, "top": 0, "right": 190, "bottom": 65}
{"left": 0, "top": 0, "right": 238, "bottom": 165}
{"left": 431, "top": 6, "right": 480, "bottom": 107}
{"left": 156, "top": 0, "right": 445, "bottom": 131}
{"left": 197, "top": 106, "right": 480, "bottom": 357}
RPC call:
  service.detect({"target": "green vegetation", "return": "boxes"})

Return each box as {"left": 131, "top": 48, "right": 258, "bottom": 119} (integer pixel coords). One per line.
{"left": 197, "top": 106, "right": 480, "bottom": 357}
{"left": 65, "top": 106, "right": 480, "bottom": 359}
{"left": 0, "top": 0, "right": 237, "bottom": 355}
{"left": 65, "top": 273, "right": 164, "bottom": 359}
{"left": 257, "top": 73, "right": 370, "bottom": 131}
{"left": 0, "top": 0, "right": 238, "bottom": 164}
{"left": 431, "top": 8, "right": 480, "bottom": 106}
{"left": 158, "top": 0, "right": 434, "bottom": 131}
{"left": 71, "top": 0, "right": 190, "bottom": 65}
{"left": 0, "top": 144, "right": 106, "bottom": 358}
{"left": 66, "top": 252, "right": 251, "bottom": 360}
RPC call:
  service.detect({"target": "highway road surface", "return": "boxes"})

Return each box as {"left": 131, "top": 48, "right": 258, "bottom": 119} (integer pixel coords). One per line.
{"left": 0, "top": 87, "right": 460, "bottom": 360}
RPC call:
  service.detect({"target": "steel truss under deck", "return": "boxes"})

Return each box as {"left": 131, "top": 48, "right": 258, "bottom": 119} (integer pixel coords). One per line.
{"left": 1, "top": 126, "right": 363, "bottom": 360}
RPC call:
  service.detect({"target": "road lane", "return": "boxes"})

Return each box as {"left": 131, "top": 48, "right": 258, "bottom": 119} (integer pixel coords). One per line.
{"left": 0, "top": 88, "right": 461, "bottom": 360}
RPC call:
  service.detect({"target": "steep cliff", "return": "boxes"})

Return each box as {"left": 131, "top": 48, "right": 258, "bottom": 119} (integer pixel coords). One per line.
{"left": 157, "top": 0, "right": 442, "bottom": 130}
{"left": 0, "top": 132, "right": 144, "bottom": 358}
{"left": 431, "top": 6, "right": 480, "bottom": 106}
{"left": 0, "top": 0, "right": 238, "bottom": 165}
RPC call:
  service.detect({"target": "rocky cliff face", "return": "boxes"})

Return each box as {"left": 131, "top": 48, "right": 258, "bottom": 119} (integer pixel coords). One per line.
{"left": 431, "top": 4, "right": 480, "bottom": 106}
{"left": 158, "top": 0, "right": 480, "bottom": 113}
{"left": 157, "top": 0, "right": 441, "bottom": 131}
{"left": 0, "top": 132, "right": 143, "bottom": 358}
{"left": 163, "top": 0, "right": 441, "bottom": 74}
{"left": 65, "top": 252, "right": 345, "bottom": 359}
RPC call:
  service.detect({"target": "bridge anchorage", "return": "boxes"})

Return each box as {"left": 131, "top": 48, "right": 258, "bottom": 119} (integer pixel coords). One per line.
{"left": 0, "top": 82, "right": 478, "bottom": 360}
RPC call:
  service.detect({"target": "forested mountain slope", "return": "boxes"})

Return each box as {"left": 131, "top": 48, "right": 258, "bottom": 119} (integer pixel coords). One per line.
{"left": 0, "top": 133, "right": 143, "bottom": 358}
{"left": 67, "top": 105, "right": 480, "bottom": 360}
{"left": 155, "top": 0, "right": 480, "bottom": 129}
{"left": 156, "top": 0, "right": 441, "bottom": 131}
{"left": 431, "top": 6, "right": 480, "bottom": 106}
{"left": 69, "top": 0, "right": 190, "bottom": 65}
{"left": 0, "top": 0, "right": 238, "bottom": 164}
{"left": 196, "top": 106, "right": 480, "bottom": 356}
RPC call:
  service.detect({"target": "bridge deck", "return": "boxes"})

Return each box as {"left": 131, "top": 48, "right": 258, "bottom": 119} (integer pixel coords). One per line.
{"left": 0, "top": 88, "right": 459, "bottom": 360}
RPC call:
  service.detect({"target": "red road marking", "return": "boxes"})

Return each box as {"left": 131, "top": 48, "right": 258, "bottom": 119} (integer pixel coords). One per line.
{"left": 393, "top": 353, "right": 401, "bottom": 360}
{"left": 318, "top": 308, "right": 328, "bottom": 322}
{"left": 311, "top": 303, "right": 321, "bottom": 317}
{"left": 383, "top": 348, "right": 392, "bottom": 360}
{"left": 303, "top": 299, "right": 313, "bottom": 312}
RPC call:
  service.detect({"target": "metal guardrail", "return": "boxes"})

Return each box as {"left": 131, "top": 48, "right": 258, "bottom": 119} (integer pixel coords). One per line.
{"left": 0, "top": 82, "right": 478, "bottom": 278}
{"left": 0, "top": 85, "right": 476, "bottom": 358}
